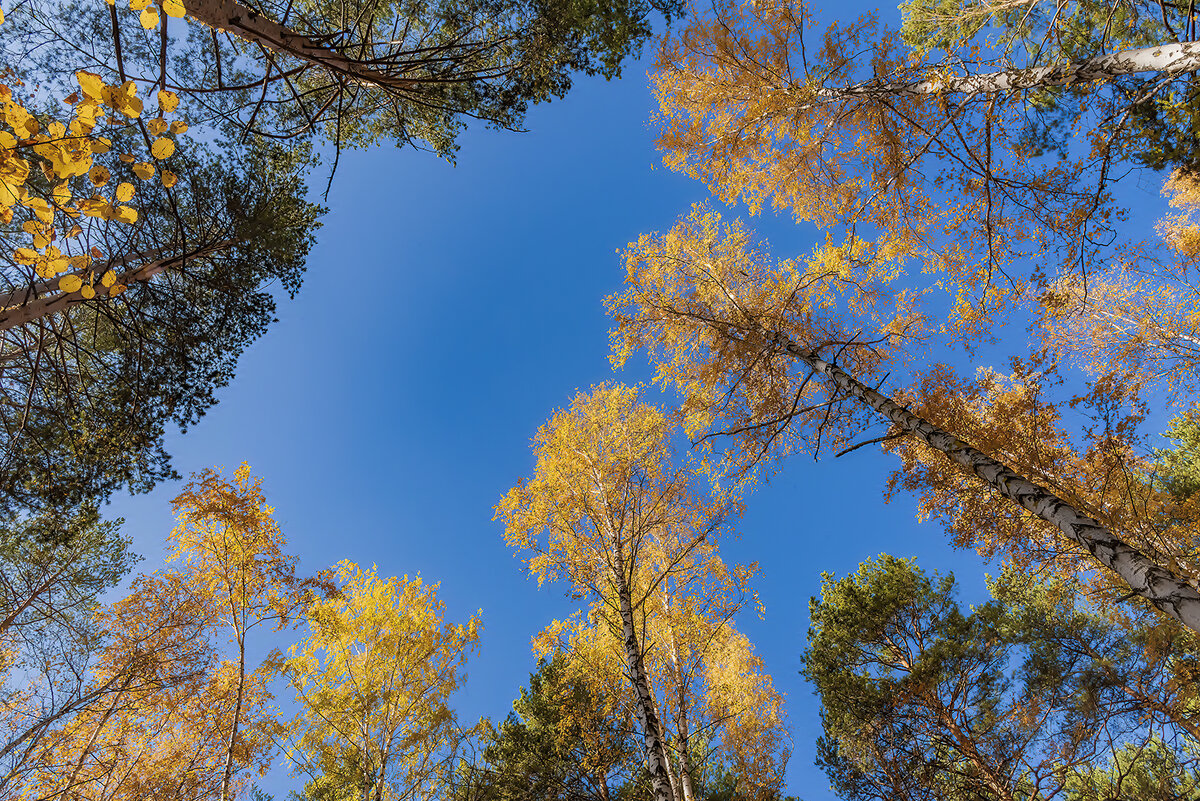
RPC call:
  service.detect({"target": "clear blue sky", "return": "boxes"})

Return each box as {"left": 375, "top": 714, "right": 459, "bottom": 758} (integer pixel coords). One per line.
{"left": 99, "top": 11, "right": 1134, "bottom": 797}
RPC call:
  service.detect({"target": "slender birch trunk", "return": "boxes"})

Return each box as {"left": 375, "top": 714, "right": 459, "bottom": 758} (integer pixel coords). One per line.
{"left": 0, "top": 241, "right": 233, "bottom": 332}
{"left": 652, "top": 689, "right": 681, "bottom": 801}
{"left": 218, "top": 631, "right": 246, "bottom": 801}
{"left": 610, "top": 560, "right": 674, "bottom": 801}
{"left": 768, "top": 331, "right": 1200, "bottom": 633}
{"left": 183, "top": 0, "right": 415, "bottom": 90}
{"left": 662, "top": 597, "right": 697, "bottom": 801}
{"left": 817, "top": 40, "right": 1200, "bottom": 99}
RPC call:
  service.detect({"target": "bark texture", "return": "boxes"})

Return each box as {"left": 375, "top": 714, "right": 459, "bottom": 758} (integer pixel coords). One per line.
{"left": 612, "top": 563, "right": 674, "bottom": 801}
{"left": 184, "top": 0, "right": 414, "bottom": 89}
{"left": 770, "top": 332, "right": 1200, "bottom": 634}
{"left": 818, "top": 40, "right": 1200, "bottom": 98}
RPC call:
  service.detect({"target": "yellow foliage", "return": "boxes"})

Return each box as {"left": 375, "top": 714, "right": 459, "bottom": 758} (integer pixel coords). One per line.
{"left": 0, "top": 68, "right": 191, "bottom": 314}
{"left": 280, "top": 562, "right": 480, "bottom": 799}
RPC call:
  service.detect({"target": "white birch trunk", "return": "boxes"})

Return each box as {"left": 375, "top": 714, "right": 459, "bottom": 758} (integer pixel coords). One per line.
{"left": 611, "top": 563, "right": 674, "bottom": 801}
{"left": 184, "top": 0, "right": 415, "bottom": 90}
{"left": 662, "top": 595, "right": 697, "bottom": 801}
{"left": 769, "top": 332, "right": 1200, "bottom": 633}
{"left": 818, "top": 40, "right": 1200, "bottom": 99}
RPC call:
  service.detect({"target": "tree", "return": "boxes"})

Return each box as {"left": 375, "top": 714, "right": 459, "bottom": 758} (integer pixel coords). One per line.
{"left": 497, "top": 384, "right": 734, "bottom": 801}
{"left": 12, "top": 0, "right": 680, "bottom": 155}
{"left": 539, "top": 553, "right": 791, "bottom": 801}
{"left": 169, "top": 463, "right": 319, "bottom": 801}
{"left": 0, "top": 68, "right": 322, "bottom": 517}
{"left": 0, "top": 507, "right": 137, "bottom": 645}
{"left": 280, "top": 562, "right": 481, "bottom": 801}
{"left": 650, "top": 0, "right": 1200, "bottom": 304}
{"left": 803, "top": 554, "right": 1200, "bottom": 801}
{"left": 452, "top": 653, "right": 641, "bottom": 801}
{"left": 0, "top": 567, "right": 225, "bottom": 800}
{"left": 609, "top": 205, "right": 1200, "bottom": 631}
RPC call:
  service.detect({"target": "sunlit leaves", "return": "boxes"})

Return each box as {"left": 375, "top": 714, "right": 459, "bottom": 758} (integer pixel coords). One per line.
{"left": 0, "top": 68, "right": 189, "bottom": 314}
{"left": 281, "top": 562, "right": 480, "bottom": 801}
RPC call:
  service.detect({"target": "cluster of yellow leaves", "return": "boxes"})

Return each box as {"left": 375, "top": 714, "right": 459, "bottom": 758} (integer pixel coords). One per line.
{"left": 497, "top": 383, "right": 731, "bottom": 598}
{"left": 122, "top": 0, "right": 187, "bottom": 30}
{"left": 1037, "top": 259, "right": 1200, "bottom": 400}
{"left": 281, "top": 562, "right": 481, "bottom": 799}
{"left": 1, "top": 70, "right": 186, "bottom": 300}
{"left": 608, "top": 205, "right": 920, "bottom": 478}
{"left": 1159, "top": 170, "right": 1200, "bottom": 259}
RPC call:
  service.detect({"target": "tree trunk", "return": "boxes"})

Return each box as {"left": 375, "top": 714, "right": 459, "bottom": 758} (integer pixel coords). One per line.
{"left": 0, "top": 240, "right": 233, "bottom": 332}
{"left": 218, "top": 633, "right": 247, "bottom": 801}
{"left": 611, "top": 563, "right": 674, "bottom": 801}
{"left": 663, "top": 594, "right": 697, "bottom": 801}
{"left": 769, "top": 331, "right": 1200, "bottom": 634}
{"left": 818, "top": 40, "right": 1200, "bottom": 99}
{"left": 652, "top": 690, "right": 682, "bottom": 801}
{"left": 184, "top": 0, "right": 415, "bottom": 90}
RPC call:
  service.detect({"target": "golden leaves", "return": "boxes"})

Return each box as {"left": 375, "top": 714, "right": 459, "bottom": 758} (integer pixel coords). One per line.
{"left": 139, "top": 5, "right": 160, "bottom": 28}
{"left": 88, "top": 165, "right": 110, "bottom": 186}
{"left": 150, "top": 137, "right": 175, "bottom": 159}
{"left": 281, "top": 562, "right": 480, "bottom": 799}
{"left": 0, "top": 69, "right": 190, "bottom": 306}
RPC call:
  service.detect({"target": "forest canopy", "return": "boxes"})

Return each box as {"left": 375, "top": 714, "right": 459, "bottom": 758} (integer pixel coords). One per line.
{"left": 0, "top": 0, "right": 1198, "bottom": 798}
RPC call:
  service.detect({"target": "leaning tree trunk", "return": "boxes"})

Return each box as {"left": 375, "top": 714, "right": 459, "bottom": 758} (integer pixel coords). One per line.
{"left": 184, "top": 0, "right": 416, "bottom": 90}
{"left": 766, "top": 331, "right": 1200, "bottom": 634}
{"left": 816, "top": 40, "right": 1200, "bottom": 99}
{"left": 610, "top": 559, "right": 674, "bottom": 801}
{"left": 0, "top": 240, "right": 233, "bottom": 332}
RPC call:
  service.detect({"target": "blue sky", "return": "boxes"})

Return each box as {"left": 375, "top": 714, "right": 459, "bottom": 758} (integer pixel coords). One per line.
{"left": 100, "top": 16, "right": 1106, "bottom": 798}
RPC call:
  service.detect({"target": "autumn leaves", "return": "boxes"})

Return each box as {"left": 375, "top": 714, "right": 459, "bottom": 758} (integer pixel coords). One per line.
{"left": 497, "top": 386, "right": 788, "bottom": 801}
{"left": 0, "top": 464, "right": 479, "bottom": 800}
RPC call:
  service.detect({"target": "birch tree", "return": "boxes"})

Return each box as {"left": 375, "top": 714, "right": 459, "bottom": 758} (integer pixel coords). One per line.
{"left": 497, "top": 384, "right": 734, "bottom": 801}
{"left": 650, "top": 0, "right": 1200, "bottom": 331}
{"left": 280, "top": 562, "right": 480, "bottom": 801}
{"left": 169, "top": 463, "right": 318, "bottom": 801}
{"left": 609, "top": 206, "right": 1200, "bottom": 632}
{"left": 537, "top": 552, "right": 790, "bottom": 801}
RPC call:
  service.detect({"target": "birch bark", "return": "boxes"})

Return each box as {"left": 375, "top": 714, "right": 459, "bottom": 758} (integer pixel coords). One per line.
{"left": 816, "top": 40, "right": 1200, "bottom": 99}
{"left": 767, "top": 331, "right": 1200, "bottom": 633}
{"left": 662, "top": 595, "right": 697, "bottom": 801}
{"left": 610, "top": 557, "right": 674, "bottom": 801}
